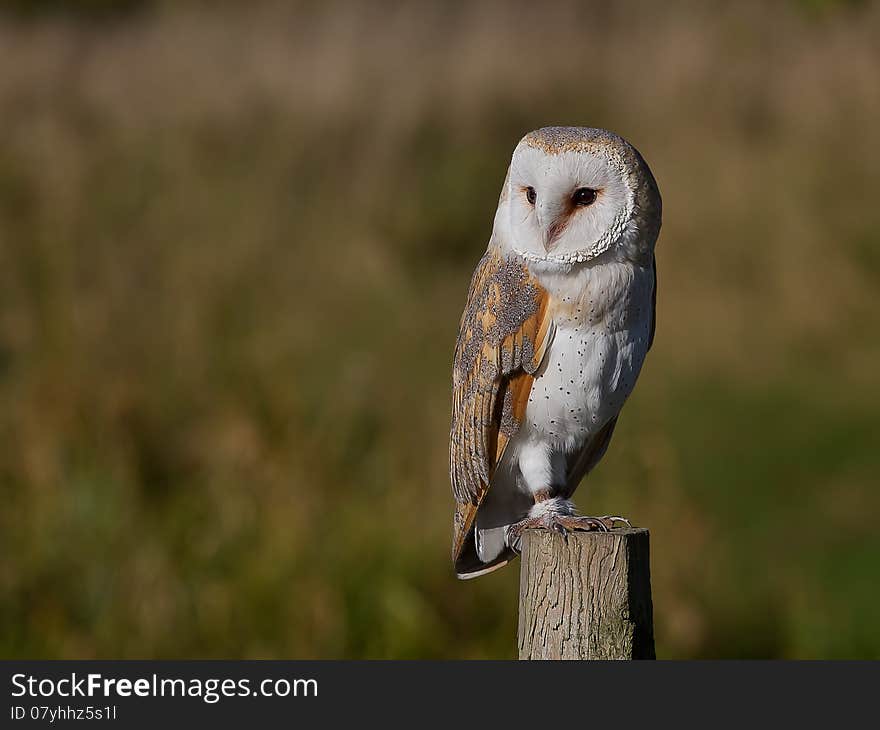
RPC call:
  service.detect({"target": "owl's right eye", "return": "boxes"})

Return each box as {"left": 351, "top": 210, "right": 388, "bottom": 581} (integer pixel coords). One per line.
{"left": 525, "top": 187, "right": 536, "bottom": 205}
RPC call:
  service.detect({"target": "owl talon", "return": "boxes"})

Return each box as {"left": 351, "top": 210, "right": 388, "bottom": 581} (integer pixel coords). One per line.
{"left": 598, "top": 515, "right": 632, "bottom": 529}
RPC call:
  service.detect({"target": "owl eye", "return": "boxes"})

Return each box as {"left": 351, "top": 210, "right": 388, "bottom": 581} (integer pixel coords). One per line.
{"left": 572, "top": 187, "right": 598, "bottom": 207}
{"left": 525, "top": 186, "right": 536, "bottom": 205}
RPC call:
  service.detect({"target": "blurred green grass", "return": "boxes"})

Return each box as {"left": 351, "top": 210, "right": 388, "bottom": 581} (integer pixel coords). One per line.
{"left": 1, "top": 0, "right": 879, "bottom": 658}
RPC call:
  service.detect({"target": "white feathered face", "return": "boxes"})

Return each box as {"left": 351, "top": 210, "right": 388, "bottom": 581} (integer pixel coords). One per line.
{"left": 497, "top": 139, "right": 638, "bottom": 265}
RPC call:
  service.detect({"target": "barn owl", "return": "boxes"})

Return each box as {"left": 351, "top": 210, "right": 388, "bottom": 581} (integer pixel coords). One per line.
{"left": 450, "top": 127, "right": 661, "bottom": 579}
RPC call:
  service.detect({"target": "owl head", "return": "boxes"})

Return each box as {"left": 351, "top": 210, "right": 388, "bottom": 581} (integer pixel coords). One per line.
{"left": 494, "top": 127, "right": 661, "bottom": 268}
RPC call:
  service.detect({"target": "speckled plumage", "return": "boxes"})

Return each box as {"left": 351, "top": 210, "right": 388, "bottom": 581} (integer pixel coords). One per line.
{"left": 450, "top": 127, "right": 661, "bottom": 579}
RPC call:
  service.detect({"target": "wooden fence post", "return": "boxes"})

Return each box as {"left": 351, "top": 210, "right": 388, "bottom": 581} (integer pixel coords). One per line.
{"left": 517, "top": 527, "right": 655, "bottom": 660}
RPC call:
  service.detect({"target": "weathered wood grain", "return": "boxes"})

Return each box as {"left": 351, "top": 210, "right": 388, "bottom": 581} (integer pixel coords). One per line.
{"left": 517, "top": 528, "right": 655, "bottom": 660}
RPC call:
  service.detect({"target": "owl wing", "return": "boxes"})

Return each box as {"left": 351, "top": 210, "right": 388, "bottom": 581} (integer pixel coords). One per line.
{"left": 649, "top": 254, "right": 657, "bottom": 349}
{"left": 563, "top": 417, "right": 618, "bottom": 497}
{"left": 450, "top": 244, "right": 554, "bottom": 565}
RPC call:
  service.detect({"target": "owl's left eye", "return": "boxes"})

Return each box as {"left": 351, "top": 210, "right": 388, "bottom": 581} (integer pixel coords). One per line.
{"left": 525, "top": 186, "right": 536, "bottom": 205}
{"left": 572, "top": 187, "right": 598, "bottom": 207}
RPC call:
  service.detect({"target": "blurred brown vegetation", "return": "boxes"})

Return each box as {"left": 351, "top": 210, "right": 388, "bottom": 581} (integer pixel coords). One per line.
{"left": 1, "top": 0, "right": 879, "bottom": 658}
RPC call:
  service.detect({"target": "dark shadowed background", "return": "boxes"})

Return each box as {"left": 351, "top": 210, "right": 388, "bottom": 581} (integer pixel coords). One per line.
{"left": 1, "top": 0, "right": 878, "bottom": 659}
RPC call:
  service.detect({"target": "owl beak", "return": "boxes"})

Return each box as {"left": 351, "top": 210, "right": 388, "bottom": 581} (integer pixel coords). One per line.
{"left": 537, "top": 203, "right": 563, "bottom": 253}
{"left": 542, "top": 225, "right": 562, "bottom": 253}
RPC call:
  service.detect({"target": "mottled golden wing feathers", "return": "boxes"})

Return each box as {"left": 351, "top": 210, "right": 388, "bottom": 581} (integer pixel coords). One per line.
{"left": 450, "top": 246, "right": 553, "bottom": 563}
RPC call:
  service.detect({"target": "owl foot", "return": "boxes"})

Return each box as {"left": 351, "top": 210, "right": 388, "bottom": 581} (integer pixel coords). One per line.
{"left": 507, "top": 513, "right": 629, "bottom": 552}
{"left": 551, "top": 514, "right": 611, "bottom": 535}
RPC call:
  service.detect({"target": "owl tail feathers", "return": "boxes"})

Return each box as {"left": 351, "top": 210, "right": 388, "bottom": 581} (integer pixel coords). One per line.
{"left": 454, "top": 523, "right": 516, "bottom": 580}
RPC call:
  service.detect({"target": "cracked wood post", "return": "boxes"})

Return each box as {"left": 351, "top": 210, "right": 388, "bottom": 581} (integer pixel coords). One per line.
{"left": 517, "top": 527, "right": 655, "bottom": 660}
